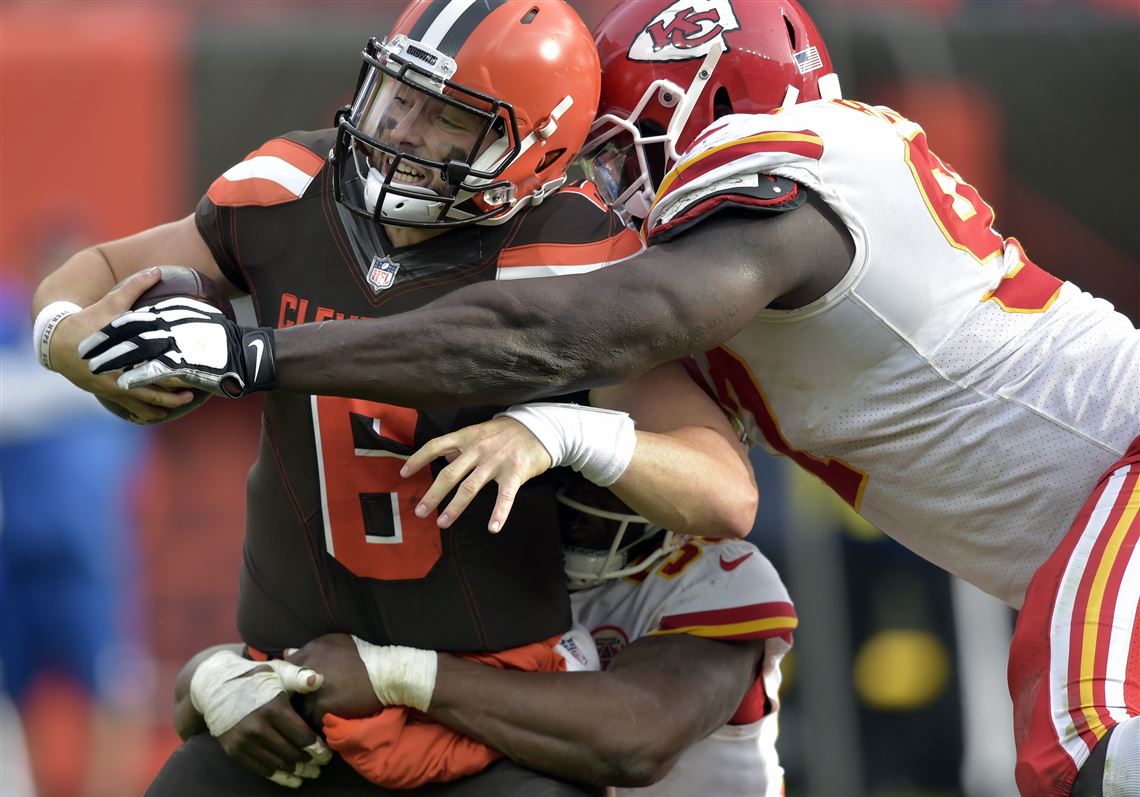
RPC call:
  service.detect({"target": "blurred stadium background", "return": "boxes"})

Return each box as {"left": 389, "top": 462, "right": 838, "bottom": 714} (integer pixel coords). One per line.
{"left": 1, "top": 2, "right": 1136, "bottom": 796}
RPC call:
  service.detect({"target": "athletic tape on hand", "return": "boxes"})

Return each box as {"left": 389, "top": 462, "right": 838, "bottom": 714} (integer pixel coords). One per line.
{"left": 189, "top": 650, "right": 323, "bottom": 739}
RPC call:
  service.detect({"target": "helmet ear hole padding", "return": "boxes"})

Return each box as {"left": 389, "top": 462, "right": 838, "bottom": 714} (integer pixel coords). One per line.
{"left": 784, "top": 14, "right": 798, "bottom": 48}
{"left": 537, "top": 148, "right": 566, "bottom": 174}
{"left": 713, "top": 86, "right": 734, "bottom": 120}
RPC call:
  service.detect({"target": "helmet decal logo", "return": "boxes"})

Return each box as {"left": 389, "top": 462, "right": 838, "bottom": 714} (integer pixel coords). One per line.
{"left": 629, "top": 0, "right": 740, "bottom": 62}
{"left": 793, "top": 45, "right": 824, "bottom": 74}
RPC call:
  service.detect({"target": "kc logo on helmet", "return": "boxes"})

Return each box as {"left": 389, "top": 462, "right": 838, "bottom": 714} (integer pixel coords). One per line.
{"left": 629, "top": 0, "right": 740, "bottom": 62}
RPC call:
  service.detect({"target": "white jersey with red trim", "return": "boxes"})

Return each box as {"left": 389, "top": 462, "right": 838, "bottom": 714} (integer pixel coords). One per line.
{"left": 647, "top": 100, "right": 1140, "bottom": 608}
{"left": 569, "top": 537, "right": 795, "bottom": 797}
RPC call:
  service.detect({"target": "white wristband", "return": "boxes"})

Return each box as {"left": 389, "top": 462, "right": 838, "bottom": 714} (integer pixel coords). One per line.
{"left": 498, "top": 402, "right": 637, "bottom": 487}
{"left": 33, "top": 300, "right": 82, "bottom": 370}
{"left": 351, "top": 637, "right": 437, "bottom": 712}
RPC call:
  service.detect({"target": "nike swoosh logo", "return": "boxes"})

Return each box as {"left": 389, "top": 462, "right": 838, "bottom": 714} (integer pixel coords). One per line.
{"left": 720, "top": 552, "right": 754, "bottom": 572}
{"left": 247, "top": 338, "right": 264, "bottom": 383}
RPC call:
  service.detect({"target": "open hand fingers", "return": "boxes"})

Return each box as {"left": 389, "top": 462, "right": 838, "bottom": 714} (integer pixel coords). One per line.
{"left": 486, "top": 476, "right": 525, "bottom": 534}
{"left": 94, "top": 381, "right": 196, "bottom": 424}
{"left": 434, "top": 458, "right": 495, "bottom": 529}
{"left": 106, "top": 267, "right": 163, "bottom": 309}
{"left": 401, "top": 433, "right": 461, "bottom": 479}
{"left": 414, "top": 450, "right": 484, "bottom": 526}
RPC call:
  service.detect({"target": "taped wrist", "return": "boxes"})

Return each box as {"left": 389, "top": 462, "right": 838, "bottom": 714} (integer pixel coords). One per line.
{"left": 33, "top": 300, "right": 82, "bottom": 370}
{"left": 498, "top": 402, "right": 637, "bottom": 486}
{"left": 351, "top": 637, "right": 437, "bottom": 712}
{"left": 190, "top": 650, "right": 284, "bottom": 738}
{"left": 233, "top": 328, "right": 276, "bottom": 396}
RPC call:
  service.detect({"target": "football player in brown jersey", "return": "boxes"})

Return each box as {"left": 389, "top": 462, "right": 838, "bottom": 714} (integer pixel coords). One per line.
{"left": 33, "top": 1, "right": 760, "bottom": 795}
{"left": 73, "top": 1, "right": 1140, "bottom": 794}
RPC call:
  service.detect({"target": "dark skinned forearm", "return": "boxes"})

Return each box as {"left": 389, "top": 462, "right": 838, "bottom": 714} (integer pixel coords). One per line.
{"left": 273, "top": 214, "right": 786, "bottom": 408}
{"left": 425, "top": 635, "right": 763, "bottom": 787}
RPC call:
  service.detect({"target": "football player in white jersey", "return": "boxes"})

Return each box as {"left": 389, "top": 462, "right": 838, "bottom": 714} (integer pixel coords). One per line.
{"left": 81, "top": 1, "right": 1139, "bottom": 794}
{"left": 557, "top": 482, "right": 794, "bottom": 797}
{"left": 170, "top": 472, "right": 792, "bottom": 794}
{"left": 257, "top": 476, "right": 793, "bottom": 795}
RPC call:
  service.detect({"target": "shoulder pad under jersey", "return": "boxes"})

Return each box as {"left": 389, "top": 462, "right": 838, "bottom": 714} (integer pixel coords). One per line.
{"left": 647, "top": 173, "right": 804, "bottom": 244}
{"left": 205, "top": 129, "right": 332, "bottom": 208}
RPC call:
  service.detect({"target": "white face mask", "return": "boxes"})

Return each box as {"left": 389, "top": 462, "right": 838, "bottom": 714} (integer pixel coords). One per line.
{"left": 557, "top": 490, "right": 682, "bottom": 590}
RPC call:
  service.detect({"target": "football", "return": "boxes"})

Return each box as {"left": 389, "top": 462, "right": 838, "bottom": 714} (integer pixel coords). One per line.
{"left": 97, "top": 265, "right": 236, "bottom": 423}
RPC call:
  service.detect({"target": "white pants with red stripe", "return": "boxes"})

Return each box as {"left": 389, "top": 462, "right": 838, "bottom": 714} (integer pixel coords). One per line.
{"left": 1009, "top": 436, "right": 1140, "bottom": 796}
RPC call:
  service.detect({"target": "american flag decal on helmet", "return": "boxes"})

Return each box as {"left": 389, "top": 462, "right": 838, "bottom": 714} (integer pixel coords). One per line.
{"left": 793, "top": 45, "right": 823, "bottom": 74}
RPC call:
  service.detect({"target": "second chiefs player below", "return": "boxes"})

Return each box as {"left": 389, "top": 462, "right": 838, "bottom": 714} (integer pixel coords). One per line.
{"left": 35, "top": 0, "right": 765, "bottom": 794}
{"left": 173, "top": 477, "right": 794, "bottom": 795}
{"left": 77, "top": 1, "right": 1140, "bottom": 795}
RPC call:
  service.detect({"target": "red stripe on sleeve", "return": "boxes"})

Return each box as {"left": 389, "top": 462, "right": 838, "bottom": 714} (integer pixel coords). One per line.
{"left": 248, "top": 138, "right": 325, "bottom": 175}
{"left": 657, "top": 601, "right": 798, "bottom": 641}
{"left": 498, "top": 227, "right": 644, "bottom": 269}
{"left": 207, "top": 177, "right": 306, "bottom": 208}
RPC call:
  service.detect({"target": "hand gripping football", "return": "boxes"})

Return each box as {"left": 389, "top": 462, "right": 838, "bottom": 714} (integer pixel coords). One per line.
{"left": 97, "top": 266, "right": 237, "bottom": 423}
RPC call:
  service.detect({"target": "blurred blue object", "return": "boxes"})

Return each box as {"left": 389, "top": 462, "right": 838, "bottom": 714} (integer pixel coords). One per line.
{"left": 0, "top": 280, "right": 151, "bottom": 706}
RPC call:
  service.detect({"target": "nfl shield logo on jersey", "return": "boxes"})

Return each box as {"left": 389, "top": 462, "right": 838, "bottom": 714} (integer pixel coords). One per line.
{"left": 366, "top": 255, "right": 400, "bottom": 292}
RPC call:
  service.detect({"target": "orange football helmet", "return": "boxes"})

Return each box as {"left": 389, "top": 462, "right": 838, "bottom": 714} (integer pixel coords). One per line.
{"left": 333, "top": 0, "right": 601, "bottom": 228}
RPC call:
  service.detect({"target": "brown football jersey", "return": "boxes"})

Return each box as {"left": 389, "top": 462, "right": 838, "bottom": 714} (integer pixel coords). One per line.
{"left": 195, "top": 129, "right": 644, "bottom": 654}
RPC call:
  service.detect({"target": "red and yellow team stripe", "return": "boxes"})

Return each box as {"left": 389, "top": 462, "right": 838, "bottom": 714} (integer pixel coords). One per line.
{"left": 652, "top": 601, "right": 798, "bottom": 642}
{"left": 1066, "top": 464, "right": 1140, "bottom": 749}
{"left": 980, "top": 238, "right": 1062, "bottom": 314}
{"left": 655, "top": 130, "right": 824, "bottom": 205}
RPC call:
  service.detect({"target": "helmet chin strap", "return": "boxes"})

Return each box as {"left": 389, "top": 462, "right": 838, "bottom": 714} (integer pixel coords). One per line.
{"left": 365, "top": 93, "right": 578, "bottom": 227}
{"left": 363, "top": 166, "right": 447, "bottom": 224}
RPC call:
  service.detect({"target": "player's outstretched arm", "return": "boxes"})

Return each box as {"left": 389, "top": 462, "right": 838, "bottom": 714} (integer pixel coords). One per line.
{"left": 592, "top": 361, "right": 757, "bottom": 538}
{"left": 402, "top": 361, "right": 757, "bottom": 536}
{"left": 428, "top": 635, "right": 763, "bottom": 787}
{"left": 272, "top": 207, "right": 819, "bottom": 408}
{"left": 285, "top": 632, "right": 760, "bottom": 786}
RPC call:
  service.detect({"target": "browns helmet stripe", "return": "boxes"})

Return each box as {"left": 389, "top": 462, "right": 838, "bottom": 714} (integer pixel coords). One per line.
{"left": 405, "top": 0, "right": 507, "bottom": 57}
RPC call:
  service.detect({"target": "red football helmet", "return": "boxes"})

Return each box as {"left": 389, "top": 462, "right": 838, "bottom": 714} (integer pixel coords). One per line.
{"left": 333, "top": 0, "right": 601, "bottom": 228}
{"left": 581, "top": 0, "right": 840, "bottom": 219}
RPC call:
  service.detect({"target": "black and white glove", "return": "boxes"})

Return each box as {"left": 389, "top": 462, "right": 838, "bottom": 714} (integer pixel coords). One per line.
{"left": 78, "top": 297, "right": 276, "bottom": 398}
